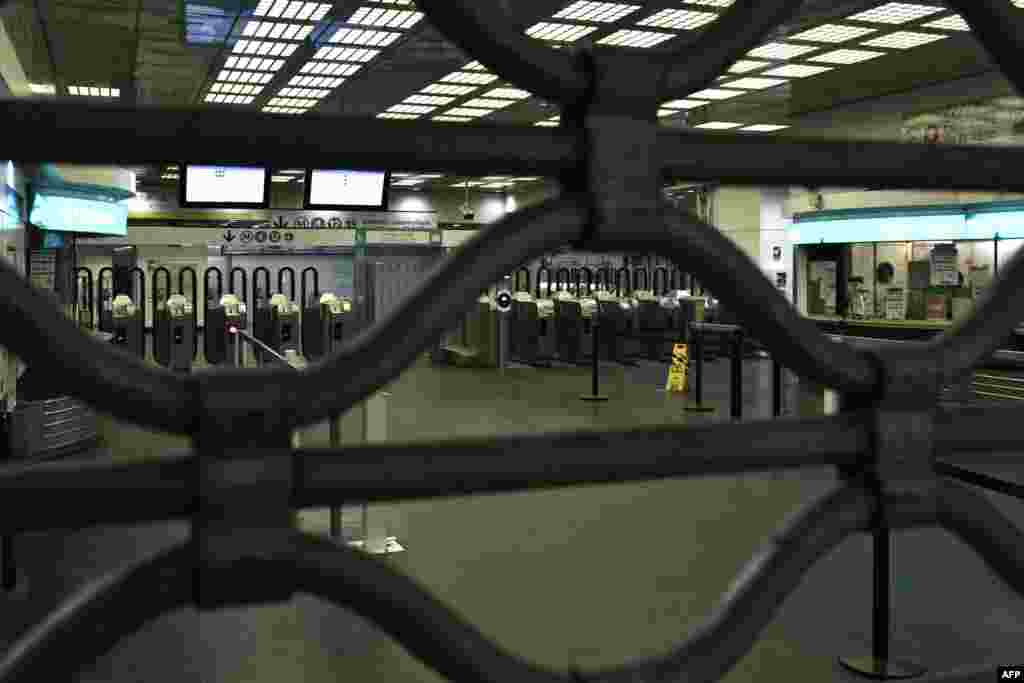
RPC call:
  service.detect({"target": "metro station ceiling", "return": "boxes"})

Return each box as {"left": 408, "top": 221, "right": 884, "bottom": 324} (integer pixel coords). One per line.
{"left": 4, "top": 0, "right": 1024, "bottom": 189}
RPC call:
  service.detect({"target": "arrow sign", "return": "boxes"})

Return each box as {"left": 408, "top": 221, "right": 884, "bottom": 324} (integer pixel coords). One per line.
{"left": 223, "top": 230, "right": 236, "bottom": 242}
{"left": 495, "top": 290, "right": 513, "bottom": 313}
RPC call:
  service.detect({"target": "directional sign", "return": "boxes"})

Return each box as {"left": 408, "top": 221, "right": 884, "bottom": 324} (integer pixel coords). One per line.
{"left": 284, "top": 232, "right": 294, "bottom": 242}
{"left": 254, "top": 231, "right": 267, "bottom": 243}
{"left": 269, "top": 230, "right": 281, "bottom": 243}
{"left": 223, "top": 230, "right": 236, "bottom": 243}
{"left": 495, "top": 290, "right": 513, "bottom": 313}
{"left": 240, "top": 230, "right": 253, "bottom": 243}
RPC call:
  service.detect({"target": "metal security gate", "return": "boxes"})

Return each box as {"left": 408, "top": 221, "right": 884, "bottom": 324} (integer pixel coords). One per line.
{"left": 2, "top": 2, "right": 1024, "bottom": 682}
{"left": 370, "top": 250, "right": 443, "bottom": 323}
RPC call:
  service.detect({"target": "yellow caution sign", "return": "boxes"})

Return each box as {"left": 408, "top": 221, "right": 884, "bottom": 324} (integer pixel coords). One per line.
{"left": 665, "top": 343, "right": 689, "bottom": 393}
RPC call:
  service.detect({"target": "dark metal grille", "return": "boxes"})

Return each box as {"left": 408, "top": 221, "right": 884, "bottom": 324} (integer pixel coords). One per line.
{"left": 3, "top": 1, "right": 1024, "bottom": 680}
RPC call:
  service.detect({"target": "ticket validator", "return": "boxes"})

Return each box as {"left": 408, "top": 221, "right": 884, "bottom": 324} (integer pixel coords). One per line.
{"left": 318, "top": 292, "right": 352, "bottom": 358}
{"left": 205, "top": 294, "right": 248, "bottom": 366}
{"left": 265, "top": 293, "right": 301, "bottom": 357}
{"left": 153, "top": 294, "right": 195, "bottom": 372}
{"left": 110, "top": 295, "right": 145, "bottom": 358}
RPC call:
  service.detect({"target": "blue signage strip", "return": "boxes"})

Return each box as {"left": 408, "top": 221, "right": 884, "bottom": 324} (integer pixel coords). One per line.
{"left": 30, "top": 192, "right": 128, "bottom": 236}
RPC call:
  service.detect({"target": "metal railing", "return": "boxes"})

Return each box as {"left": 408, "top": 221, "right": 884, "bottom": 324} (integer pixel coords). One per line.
{"left": 1, "top": 1, "right": 1024, "bottom": 681}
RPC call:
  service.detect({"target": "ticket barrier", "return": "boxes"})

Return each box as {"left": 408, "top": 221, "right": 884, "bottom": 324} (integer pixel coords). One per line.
{"left": 314, "top": 292, "right": 353, "bottom": 358}
{"left": 258, "top": 294, "right": 302, "bottom": 361}
{"left": 465, "top": 292, "right": 499, "bottom": 367}
{"left": 205, "top": 294, "right": 248, "bottom": 366}
{"left": 596, "top": 294, "right": 631, "bottom": 364}
{"left": 109, "top": 295, "right": 145, "bottom": 358}
{"left": 153, "top": 294, "right": 195, "bottom": 372}
{"left": 555, "top": 292, "right": 585, "bottom": 364}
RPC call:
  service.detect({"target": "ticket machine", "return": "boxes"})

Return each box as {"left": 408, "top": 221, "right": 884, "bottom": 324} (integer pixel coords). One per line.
{"left": 153, "top": 294, "right": 195, "bottom": 372}
{"left": 110, "top": 295, "right": 145, "bottom": 358}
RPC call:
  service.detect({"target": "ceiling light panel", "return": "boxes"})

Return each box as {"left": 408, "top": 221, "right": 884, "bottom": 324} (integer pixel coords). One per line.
{"left": 720, "top": 76, "right": 787, "bottom": 89}
{"left": 662, "top": 98, "right": 707, "bottom": 109}
{"left": 689, "top": 88, "right": 744, "bottom": 100}
{"left": 728, "top": 59, "right": 771, "bottom": 73}
{"left": 28, "top": 83, "right": 55, "bottom": 94}
{"left": 315, "top": 46, "right": 379, "bottom": 61}
{"left": 922, "top": 15, "right": 970, "bottom": 31}
{"left": 329, "top": 28, "right": 401, "bottom": 46}
{"left": 447, "top": 107, "right": 491, "bottom": 117}
{"left": 289, "top": 75, "right": 344, "bottom": 87}
{"left": 485, "top": 88, "right": 531, "bottom": 99}
{"left": 225, "top": 56, "right": 285, "bottom": 71}
{"left": 279, "top": 87, "right": 329, "bottom": 98}
{"left": 422, "top": 83, "right": 476, "bottom": 96}
{"left": 242, "top": 21, "right": 313, "bottom": 41}
{"left": 657, "top": 108, "right": 681, "bottom": 117}
{"left": 254, "top": 1, "right": 330, "bottom": 20}
{"left": 861, "top": 31, "right": 946, "bottom": 49}
{"left": 553, "top": 2, "right": 641, "bottom": 22}
{"left": 433, "top": 116, "right": 472, "bottom": 122}
{"left": 451, "top": 181, "right": 486, "bottom": 187}
{"left": 695, "top": 121, "right": 743, "bottom": 129}
{"left": 67, "top": 85, "right": 120, "bottom": 97}
{"left": 598, "top": 29, "right": 676, "bottom": 47}
{"left": 463, "top": 61, "right": 490, "bottom": 72}
{"left": 463, "top": 98, "right": 514, "bottom": 109}
{"left": 762, "top": 63, "right": 833, "bottom": 77}
{"left": 405, "top": 94, "right": 455, "bottom": 105}
{"left": 440, "top": 71, "right": 498, "bottom": 85}
{"left": 846, "top": 3, "right": 944, "bottom": 24}
{"left": 683, "top": 0, "right": 733, "bottom": 5}
{"left": 378, "top": 112, "right": 419, "bottom": 119}
{"left": 535, "top": 121, "right": 559, "bottom": 127}
{"left": 232, "top": 40, "right": 299, "bottom": 56}
{"left": 809, "top": 48, "right": 886, "bottom": 64}
{"left": 637, "top": 9, "right": 717, "bottom": 30}
{"left": 388, "top": 104, "right": 435, "bottom": 114}
{"left": 748, "top": 42, "right": 818, "bottom": 59}
{"left": 346, "top": 7, "right": 424, "bottom": 28}
{"left": 525, "top": 22, "right": 598, "bottom": 42}
{"left": 301, "top": 61, "right": 362, "bottom": 76}
{"left": 741, "top": 124, "right": 790, "bottom": 132}
{"left": 787, "top": 23, "right": 876, "bottom": 43}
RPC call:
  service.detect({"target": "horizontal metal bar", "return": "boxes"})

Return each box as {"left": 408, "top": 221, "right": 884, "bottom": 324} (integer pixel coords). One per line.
{"left": 0, "top": 101, "right": 579, "bottom": 174}
{"left": 0, "top": 414, "right": 867, "bottom": 535}
{"left": 658, "top": 132, "right": 1024, "bottom": 191}
{"left": 233, "top": 328, "right": 290, "bottom": 366}
{"left": 936, "top": 462, "right": 1024, "bottom": 502}
{"left": 935, "top": 404, "right": 1024, "bottom": 460}
{"left": 295, "top": 414, "right": 867, "bottom": 506}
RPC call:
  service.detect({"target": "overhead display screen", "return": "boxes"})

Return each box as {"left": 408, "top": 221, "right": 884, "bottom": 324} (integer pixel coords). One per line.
{"left": 304, "top": 169, "right": 389, "bottom": 210}
{"left": 29, "top": 192, "right": 128, "bottom": 236}
{"left": 181, "top": 164, "right": 269, "bottom": 208}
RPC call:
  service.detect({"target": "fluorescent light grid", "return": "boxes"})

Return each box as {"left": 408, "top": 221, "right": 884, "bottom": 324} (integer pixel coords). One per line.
{"left": 846, "top": 3, "right": 944, "bottom": 24}
{"left": 922, "top": 15, "right": 970, "bottom": 31}
{"left": 345, "top": 7, "right": 423, "bottom": 29}
{"left": 748, "top": 42, "right": 818, "bottom": 59}
{"left": 525, "top": 22, "right": 598, "bottom": 42}
{"left": 329, "top": 28, "right": 401, "bottom": 46}
{"left": 861, "top": 31, "right": 947, "bottom": 49}
{"left": 637, "top": 9, "right": 717, "bottom": 30}
{"left": 787, "top": 23, "right": 876, "bottom": 43}
{"left": 598, "top": 29, "right": 676, "bottom": 47}
{"left": 809, "top": 48, "right": 886, "bottom": 64}
{"left": 554, "top": 2, "right": 640, "bottom": 23}
{"left": 719, "top": 77, "right": 787, "bottom": 90}
{"left": 762, "top": 64, "right": 833, "bottom": 77}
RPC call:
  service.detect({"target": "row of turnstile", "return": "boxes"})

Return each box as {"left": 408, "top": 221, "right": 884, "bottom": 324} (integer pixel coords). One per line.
{"left": 451, "top": 286, "right": 709, "bottom": 368}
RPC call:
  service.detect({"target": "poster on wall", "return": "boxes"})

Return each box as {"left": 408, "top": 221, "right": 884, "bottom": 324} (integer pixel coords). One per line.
{"left": 930, "top": 244, "right": 959, "bottom": 286}
{"left": 809, "top": 261, "right": 837, "bottom": 312}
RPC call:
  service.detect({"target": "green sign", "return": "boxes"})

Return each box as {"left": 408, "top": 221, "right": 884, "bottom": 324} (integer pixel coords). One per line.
{"left": 354, "top": 226, "right": 367, "bottom": 257}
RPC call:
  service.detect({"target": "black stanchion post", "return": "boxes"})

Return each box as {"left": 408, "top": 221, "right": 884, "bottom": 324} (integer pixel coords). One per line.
{"left": 580, "top": 316, "right": 608, "bottom": 402}
{"left": 685, "top": 323, "right": 715, "bottom": 412}
{"left": 773, "top": 357, "right": 783, "bottom": 417}
{"left": 2, "top": 535, "right": 15, "bottom": 591}
{"left": 731, "top": 329, "right": 743, "bottom": 420}
{"left": 329, "top": 414, "right": 342, "bottom": 540}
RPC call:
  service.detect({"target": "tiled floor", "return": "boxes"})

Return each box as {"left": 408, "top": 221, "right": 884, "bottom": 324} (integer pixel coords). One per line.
{"left": 2, "top": 346, "right": 1022, "bottom": 683}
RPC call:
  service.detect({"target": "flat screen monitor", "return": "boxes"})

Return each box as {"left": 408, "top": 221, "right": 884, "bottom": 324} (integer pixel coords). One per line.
{"left": 181, "top": 164, "right": 270, "bottom": 209}
{"left": 29, "top": 192, "right": 128, "bottom": 236}
{"left": 304, "top": 169, "right": 389, "bottom": 210}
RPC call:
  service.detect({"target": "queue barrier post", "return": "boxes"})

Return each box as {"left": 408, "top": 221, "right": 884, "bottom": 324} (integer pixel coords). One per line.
{"left": 773, "top": 357, "right": 784, "bottom": 418}
{"left": 684, "top": 322, "right": 716, "bottom": 413}
{"left": 580, "top": 315, "right": 608, "bottom": 402}
{"left": 731, "top": 329, "right": 743, "bottom": 420}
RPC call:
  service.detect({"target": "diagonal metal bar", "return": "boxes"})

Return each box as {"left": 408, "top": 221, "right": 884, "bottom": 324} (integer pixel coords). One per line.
{"left": 0, "top": 260, "right": 193, "bottom": 435}
{"left": 650, "top": 203, "right": 879, "bottom": 393}
{"left": 0, "top": 413, "right": 869, "bottom": 535}
{"left": 414, "top": 0, "right": 587, "bottom": 104}
{"left": 946, "top": 1, "right": 1024, "bottom": 96}
{"left": 936, "top": 462, "right": 1024, "bottom": 503}
{"left": 936, "top": 479, "right": 1024, "bottom": 597}
{"left": 660, "top": 0, "right": 805, "bottom": 101}
{"left": 0, "top": 541, "right": 192, "bottom": 682}
{"left": 935, "top": 404, "right": 1024, "bottom": 464}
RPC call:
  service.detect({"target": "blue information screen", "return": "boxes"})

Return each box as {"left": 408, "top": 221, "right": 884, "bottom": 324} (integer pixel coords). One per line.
{"left": 29, "top": 192, "right": 128, "bottom": 235}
